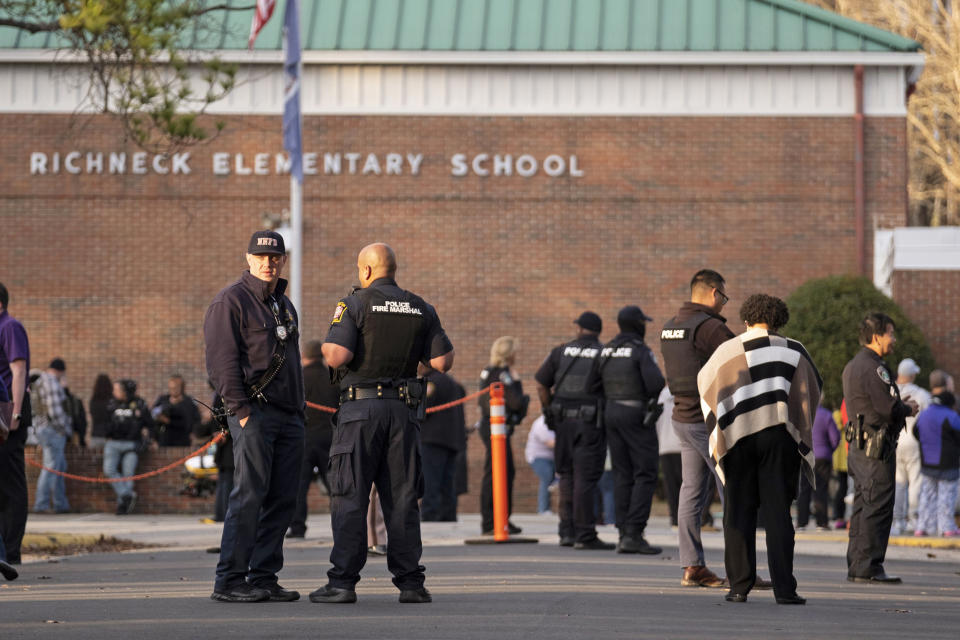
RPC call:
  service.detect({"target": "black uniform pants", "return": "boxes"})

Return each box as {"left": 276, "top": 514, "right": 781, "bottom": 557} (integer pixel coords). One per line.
{"left": 660, "top": 453, "right": 683, "bottom": 527}
{"left": 478, "top": 420, "right": 515, "bottom": 532}
{"left": 554, "top": 417, "right": 606, "bottom": 543}
{"left": 796, "top": 458, "right": 833, "bottom": 528}
{"left": 289, "top": 429, "right": 332, "bottom": 535}
{"left": 846, "top": 444, "right": 896, "bottom": 578}
{"left": 214, "top": 404, "right": 304, "bottom": 591}
{"left": 0, "top": 425, "right": 27, "bottom": 564}
{"left": 327, "top": 398, "right": 425, "bottom": 591}
{"left": 420, "top": 443, "right": 458, "bottom": 522}
{"left": 0, "top": 395, "right": 29, "bottom": 564}
{"left": 604, "top": 401, "right": 659, "bottom": 534}
{"left": 722, "top": 426, "right": 800, "bottom": 599}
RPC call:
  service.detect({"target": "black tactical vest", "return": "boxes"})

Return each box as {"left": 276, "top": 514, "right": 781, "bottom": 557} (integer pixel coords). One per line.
{"left": 554, "top": 340, "right": 601, "bottom": 402}
{"left": 339, "top": 285, "right": 428, "bottom": 387}
{"left": 660, "top": 311, "right": 711, "bottom": 397}
{"left": 599, "top": 338, "right": 648, "bottom": 401}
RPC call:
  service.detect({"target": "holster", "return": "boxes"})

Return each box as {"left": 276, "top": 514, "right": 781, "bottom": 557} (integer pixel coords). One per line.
{"left": 404, "top": 378, "right": 427, "bottom": 421}
{"left": 643, "top": 397, "right": 664, "bottom": 428}
{"left": 862, "top": 424, "right": 891, "bottom": 460}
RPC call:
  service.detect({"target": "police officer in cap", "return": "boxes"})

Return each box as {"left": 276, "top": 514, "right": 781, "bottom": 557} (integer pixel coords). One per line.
{"left": 311, "top": 243, "right": 454, "bottom": 604}
{"left": 535, "top": 311, "right": 612, "bottom": 549}
{"left": 842, "top": 312, "right": 918, "bottom": 584}
{"left": 204, "top": 229, "right": 305, "bottom": 603}
{"left": 598, "top": 305, "right": 665, "bottom": 554}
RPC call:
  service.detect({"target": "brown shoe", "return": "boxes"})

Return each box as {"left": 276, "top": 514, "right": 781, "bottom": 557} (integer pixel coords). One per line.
{"left": 753, "top": 576, "right": 774, "bottom": 590}
{"left": 681, "top": 566, "right": 728, "bottom": 588}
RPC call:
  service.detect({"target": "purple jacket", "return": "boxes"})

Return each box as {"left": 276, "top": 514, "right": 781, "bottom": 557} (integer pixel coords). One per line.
{"left": 812, "top": 406, "right": 840, "bottom": 460}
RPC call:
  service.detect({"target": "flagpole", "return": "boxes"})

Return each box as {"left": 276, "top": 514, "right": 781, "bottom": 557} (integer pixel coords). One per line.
{"left": 290, "top": 174, "right": 302, "bottom": 318}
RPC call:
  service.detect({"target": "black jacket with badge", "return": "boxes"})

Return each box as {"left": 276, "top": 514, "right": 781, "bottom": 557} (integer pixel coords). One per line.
{"left": 203, "top": 271, "right": 305, "bottom": 421}
{"left": 842, "top": 347, "right": 912, "bottom": 431}
{"left": 106, "top": 396, "right": 153, "bottom": 442}
{"left": 597, "top": 332, "right": 665, "bottom": 402}
{"left": 324, "top": 277, "right": 452, "bottom": 389}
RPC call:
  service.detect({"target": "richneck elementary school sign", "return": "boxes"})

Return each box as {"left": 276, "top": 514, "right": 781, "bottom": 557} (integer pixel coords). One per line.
{"left": 27, "top": 150, "right": 584, "bottom": 179}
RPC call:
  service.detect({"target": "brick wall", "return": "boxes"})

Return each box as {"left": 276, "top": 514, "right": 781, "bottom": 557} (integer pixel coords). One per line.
{"left": 4, "top": 112, "right": 908, "bottom": 514}
{"left": 892, "top": 270, "right": 960, "bottom": 379}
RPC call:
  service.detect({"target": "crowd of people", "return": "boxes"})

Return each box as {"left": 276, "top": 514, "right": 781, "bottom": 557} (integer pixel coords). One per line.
{"left": 3, "top": 253, "right": 960, "bottom": 602}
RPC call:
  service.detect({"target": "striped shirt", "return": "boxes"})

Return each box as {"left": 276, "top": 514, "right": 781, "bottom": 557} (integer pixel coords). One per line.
{"left": 698, "top": 327, "right": 822, "bottom": 485}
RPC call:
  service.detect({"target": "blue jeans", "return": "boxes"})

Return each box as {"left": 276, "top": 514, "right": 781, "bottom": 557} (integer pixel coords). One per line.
{"left": 34, "top": 427, "right": 70, "bottom": 512}
{"left": 529, "top": 457, "right": 555, "bottom": 513}
{"left": 103, "top": 440, "right": 138, "bottom": 501}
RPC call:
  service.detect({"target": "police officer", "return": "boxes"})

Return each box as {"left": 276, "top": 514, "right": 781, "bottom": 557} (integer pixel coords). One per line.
{"left": 842, "top": 312, "right": 918, "bottom": 584}
{"left": 311, "top": 243, "right": 454, "bottom": 605}
{"left": 478, "top": 336, "right": 528, "bottom": 535}
{"left": 535, "top": 311, "right": 612, "bottom": 549}
{"left": 287, "top": 340, "right": 340, "bottom": 539}
{"left": 660, "top": 269, "right": 733, "bottom": 587}
{"left": 598, "top": 305, "right": 665, "bottom": 554}
{"left": 204, "top": 229, "right": 305, "bottom": 603}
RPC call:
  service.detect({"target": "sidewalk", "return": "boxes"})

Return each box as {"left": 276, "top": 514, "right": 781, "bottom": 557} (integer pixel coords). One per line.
{"left": 23, "top": 511, "right": 960, "bottom": 563}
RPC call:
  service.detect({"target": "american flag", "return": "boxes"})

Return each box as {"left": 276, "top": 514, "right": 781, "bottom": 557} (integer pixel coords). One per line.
{"left": 248, "top": 0, "right": 277, "bottom": 49}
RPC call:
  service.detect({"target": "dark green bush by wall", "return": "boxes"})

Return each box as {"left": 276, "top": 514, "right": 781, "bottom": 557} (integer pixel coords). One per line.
{"left": 784, "top": 276, "right": 934, "bottom": 410}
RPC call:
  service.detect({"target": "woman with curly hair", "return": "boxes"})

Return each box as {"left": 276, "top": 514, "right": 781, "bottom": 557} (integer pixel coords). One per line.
{"left": 698, "top": 294, "right": 822, "bottom": 606}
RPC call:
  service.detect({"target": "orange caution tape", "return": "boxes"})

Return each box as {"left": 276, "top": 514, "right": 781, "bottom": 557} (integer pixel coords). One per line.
{"left": 25, "top": 432, "right": 226, "bottom": 483}
{"left": 29, "top": 384, "right": 491, "bottom": 482}
{"left": 305, "top": 385, "right": 491, "bottom": 414}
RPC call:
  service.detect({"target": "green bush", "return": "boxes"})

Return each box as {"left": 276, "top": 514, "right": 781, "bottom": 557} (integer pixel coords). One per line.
{"left": 784, "top": 275, "right": 935, "bottom": 409}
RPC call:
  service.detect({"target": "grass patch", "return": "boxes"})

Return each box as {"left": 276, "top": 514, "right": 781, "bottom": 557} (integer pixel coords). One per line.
{"left": 22, "top": 532, "right": 156, "bottom": 556}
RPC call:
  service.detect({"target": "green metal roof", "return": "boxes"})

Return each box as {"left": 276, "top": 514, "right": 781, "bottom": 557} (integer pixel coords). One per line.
{"left": 0, "top": 0, "right": 921, "bottom": 53}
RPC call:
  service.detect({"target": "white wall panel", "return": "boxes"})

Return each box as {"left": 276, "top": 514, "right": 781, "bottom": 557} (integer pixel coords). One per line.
{"left": 0, "top": 61, "right": 913, "bottom": 117}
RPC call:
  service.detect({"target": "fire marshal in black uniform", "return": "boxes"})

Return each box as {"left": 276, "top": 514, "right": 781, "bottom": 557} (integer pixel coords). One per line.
{"left": 842, "top": 312, "right": 917, "bottom": 584}
{"left": 311, "top": 243, "right": 454, "bottom": 605}
{"left": 597, "top": 305, "right": 666, "bottom": 554}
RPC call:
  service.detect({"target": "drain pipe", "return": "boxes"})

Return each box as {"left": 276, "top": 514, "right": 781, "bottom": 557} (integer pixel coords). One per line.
{"left": 854, "top": 65, "right": 866, "bottom": 276}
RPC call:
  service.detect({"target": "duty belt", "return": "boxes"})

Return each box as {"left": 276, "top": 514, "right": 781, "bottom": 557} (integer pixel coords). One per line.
{"left": 340, "top": 383, "right": 407, "bottom": 404}
{"left": 611, "top": 399, "right": 646, "bottom": 408}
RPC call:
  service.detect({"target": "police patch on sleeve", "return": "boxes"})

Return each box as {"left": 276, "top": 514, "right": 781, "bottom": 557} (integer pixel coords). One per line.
{"left": 331, "top": 301, "right": 347, "bottom": 324}
{"left": 877, "top": 366, "right": 891, "bottom": 385}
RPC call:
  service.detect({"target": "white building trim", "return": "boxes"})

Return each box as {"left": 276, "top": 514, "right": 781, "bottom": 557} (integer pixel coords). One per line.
{"left": 0, "top": 61, "right": 914, "bottom": 116}
{"left": 875, "top": 227, "right": 960, "bottom": 295}
{"left": 0, "top": 48, "right": 925, "bottom": 69}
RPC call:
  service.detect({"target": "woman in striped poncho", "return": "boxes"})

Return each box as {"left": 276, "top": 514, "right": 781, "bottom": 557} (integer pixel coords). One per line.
{"left": 697, "top": 294, "right": 822, "bottom": 606}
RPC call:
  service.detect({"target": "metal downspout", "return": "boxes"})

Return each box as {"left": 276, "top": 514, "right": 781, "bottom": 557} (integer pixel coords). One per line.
{"left": 855, "top": 64, "right": 866, "bottom": 276}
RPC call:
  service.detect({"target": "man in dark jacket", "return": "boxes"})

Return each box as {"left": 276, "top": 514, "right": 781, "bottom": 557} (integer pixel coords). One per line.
{"left": 598, "top": 306, "right": 665, "bottom": 554}
{"left": 288, "top": 340, "right": 340, "bottom": 538}
{"left": 842, "top": 312, "right": 917, "bottom": 583}
{"left": 536, "top": 312, "right": 611, "bottom": 549}
{"left": 204, "top": 230, "right": 305, "bottom": 603}
{"left": 152, "top": 375, "right": 201, "bottom": 447}
{"left": 421, "top": 370, "right": 466, "bottom": 522}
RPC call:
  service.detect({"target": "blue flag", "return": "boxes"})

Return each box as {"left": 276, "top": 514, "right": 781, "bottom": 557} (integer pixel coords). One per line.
{"left": 282, "top": 0, "right": 303, "bottom": 183}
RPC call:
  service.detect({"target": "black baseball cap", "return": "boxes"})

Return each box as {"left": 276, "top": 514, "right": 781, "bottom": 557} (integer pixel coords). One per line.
{"left": 574, "top": 311, "right": 602, "bottom": 333}
{"left": 48, "top": 358, "right": 66, "bottom": 372}
{"left": 617, "top": 305, "right": 653, "bottom": 328}
{"left": 247, "top": 230, "right": 286, "bottom": 255}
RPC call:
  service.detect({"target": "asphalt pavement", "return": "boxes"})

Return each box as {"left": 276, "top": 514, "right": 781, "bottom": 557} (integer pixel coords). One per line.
{"left": 3, "top": 513, "right": 959, "bottom": 639}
